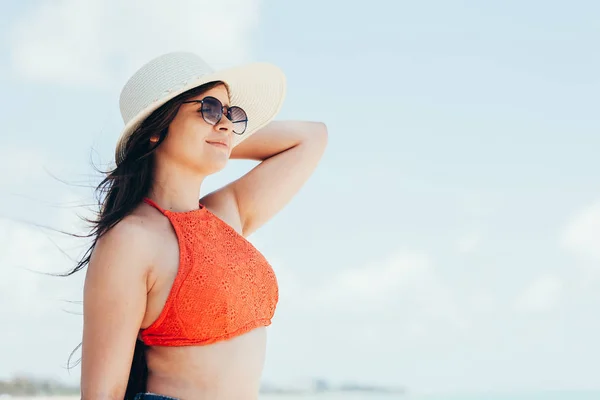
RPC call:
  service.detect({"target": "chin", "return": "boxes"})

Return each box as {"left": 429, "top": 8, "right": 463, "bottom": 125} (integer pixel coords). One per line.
{"left": 196, "top": 157, "right": 229, "bottom": 176}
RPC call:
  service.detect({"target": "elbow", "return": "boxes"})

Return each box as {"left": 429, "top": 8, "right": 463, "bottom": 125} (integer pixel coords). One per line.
{"left": 317, "top": 122, "right": 329, "bottom": 153}
{"left": 298, "top": 121, "right": 328, "bottom": 161}
{"left": 308, "top": 121, "right": 328, "bottom": 149}
{"left": 315, "top": 121, "right": 328, "bottom": 139}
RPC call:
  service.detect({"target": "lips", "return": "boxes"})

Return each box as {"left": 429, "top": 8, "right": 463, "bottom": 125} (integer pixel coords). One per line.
{"left": 206, "top": 140, "right": 229, "bottom": 149}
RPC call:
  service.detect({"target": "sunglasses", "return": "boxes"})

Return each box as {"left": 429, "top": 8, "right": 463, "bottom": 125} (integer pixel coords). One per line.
{"left": 182, "top": 96, "right": 248, "bottom": 135}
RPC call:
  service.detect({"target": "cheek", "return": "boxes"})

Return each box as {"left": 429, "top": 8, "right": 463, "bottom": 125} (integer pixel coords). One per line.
{"left": 167, "top": 118, "right": 211, "bottom": 153}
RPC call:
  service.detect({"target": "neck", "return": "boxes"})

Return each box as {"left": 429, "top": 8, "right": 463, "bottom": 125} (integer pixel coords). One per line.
{"left": 148, "top": 161, "right": 206, "bottom": 213}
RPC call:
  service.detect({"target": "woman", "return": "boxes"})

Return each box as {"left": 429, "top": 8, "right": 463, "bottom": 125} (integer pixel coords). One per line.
{"left": 77, "top": 52, "right": 327, "bottom": 400}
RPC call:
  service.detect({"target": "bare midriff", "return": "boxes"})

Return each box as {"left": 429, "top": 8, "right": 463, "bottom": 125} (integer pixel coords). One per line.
{"left": 145, "top": 327, "right": 267, "bottom": 400}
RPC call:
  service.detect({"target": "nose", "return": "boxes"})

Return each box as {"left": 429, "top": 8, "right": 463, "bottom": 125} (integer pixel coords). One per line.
{"left": 215, "top": 113, "right": 234, "bottom": 133}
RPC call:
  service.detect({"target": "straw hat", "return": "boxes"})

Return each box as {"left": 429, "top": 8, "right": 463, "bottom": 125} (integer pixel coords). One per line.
{"left": 116, "top": 51, "right": 286, "bottom": 164}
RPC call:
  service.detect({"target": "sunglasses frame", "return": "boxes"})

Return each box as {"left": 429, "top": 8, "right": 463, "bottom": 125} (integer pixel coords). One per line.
{"left": 182, "top": 96, "right": 248, "bottom": 135}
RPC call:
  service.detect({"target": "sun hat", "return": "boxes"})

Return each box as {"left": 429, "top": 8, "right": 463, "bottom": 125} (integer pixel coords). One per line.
{"left": 115, "top": 51, "right": 286, "bottom": 164}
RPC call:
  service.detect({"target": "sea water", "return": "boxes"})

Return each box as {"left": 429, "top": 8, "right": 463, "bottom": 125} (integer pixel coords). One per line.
{"left": 259, "top": 391, "right": 600, "bottom": 400}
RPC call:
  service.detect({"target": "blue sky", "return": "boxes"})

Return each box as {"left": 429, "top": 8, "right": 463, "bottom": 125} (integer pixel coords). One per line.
{"left": 1, "top": 0, "right": 599, "bottom": 396}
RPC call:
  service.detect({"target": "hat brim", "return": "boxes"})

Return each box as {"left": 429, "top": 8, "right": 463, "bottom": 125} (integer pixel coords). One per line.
{"left": 115, "top": 62, "right": 286, "bottom": 165}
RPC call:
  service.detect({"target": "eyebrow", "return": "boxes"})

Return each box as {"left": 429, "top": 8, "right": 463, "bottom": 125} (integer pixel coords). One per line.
{"left": 183, "top": 99, "right": 231, "bottom": 108}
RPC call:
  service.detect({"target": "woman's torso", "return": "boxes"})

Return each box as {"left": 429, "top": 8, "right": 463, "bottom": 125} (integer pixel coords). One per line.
{"left": 134, "top": 200, "right": 271, "bottom": 400}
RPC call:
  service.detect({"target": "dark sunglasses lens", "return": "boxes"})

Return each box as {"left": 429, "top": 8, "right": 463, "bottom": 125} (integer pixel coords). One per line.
{"left": 229, "top": 106, "right": 248, "bottom": 134}
{"left": 201, "top": 97, "right": 222, "bottom": 125}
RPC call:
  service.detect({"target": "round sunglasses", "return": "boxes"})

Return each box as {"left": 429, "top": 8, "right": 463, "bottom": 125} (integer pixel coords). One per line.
{"left": 182, "top": 96, "right": 248, "bottom": 135}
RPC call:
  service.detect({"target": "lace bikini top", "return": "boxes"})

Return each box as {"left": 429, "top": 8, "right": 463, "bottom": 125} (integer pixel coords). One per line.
{"left": 138, "top": 197, "right": 279, "bottom": 346}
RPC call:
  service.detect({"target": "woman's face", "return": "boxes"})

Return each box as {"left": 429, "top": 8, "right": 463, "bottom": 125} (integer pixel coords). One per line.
{"left": 155, "top": 84, "right": 235, "bottom": 175}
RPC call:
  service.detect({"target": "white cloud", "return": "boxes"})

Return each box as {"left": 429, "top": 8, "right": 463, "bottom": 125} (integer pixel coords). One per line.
{"left": 514, "top": 274, "right": 564, "bottom": 314}
{"left": 0, "top": 144, "right": 65, "bottom": 187}
{"left": 0, "top": 143, "right": 93, "bottom": 239}
{"left": 0, "top": 217, "right": 84, "bottom": 311}
{"left": 8, "top": 0, "right": 262, "bottom": 89}
{"left": 307, "top": 251, "right": 469, "bottom": 332}
{"left": 315, "top": 251, "right": 430, "bottom": 304}
{"left": 561, "top": 201, "right": 600, "bottom": 264}
{"left": 468, "top": 288, "right": 497, "bottom": 315}
{"left": 0, "top": 209, "right": 87, "bottom": 380}
{"left": 456, "top": 232, "right": 482, "bottom": 254}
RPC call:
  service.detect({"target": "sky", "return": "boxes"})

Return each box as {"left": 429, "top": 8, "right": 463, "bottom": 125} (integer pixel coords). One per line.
{"left": 1, "top": 0, "right": 599, "bottom": 396}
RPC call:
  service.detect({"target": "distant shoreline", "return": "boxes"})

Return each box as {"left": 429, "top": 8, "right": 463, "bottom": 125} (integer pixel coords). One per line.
{"left": 0, "top": 377, "right": 406, "bottom": 398}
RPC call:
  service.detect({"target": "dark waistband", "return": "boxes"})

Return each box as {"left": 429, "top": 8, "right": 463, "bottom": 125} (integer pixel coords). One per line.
{"left": 134, "top": 393, "right": 179, "bottom": 400}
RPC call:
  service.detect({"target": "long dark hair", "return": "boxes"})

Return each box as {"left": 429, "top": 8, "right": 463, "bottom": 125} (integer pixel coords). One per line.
{"left": 66, "top": 81, "right": 223, "bottom": 399}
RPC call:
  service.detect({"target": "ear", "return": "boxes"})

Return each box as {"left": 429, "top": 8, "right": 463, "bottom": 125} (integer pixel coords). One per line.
{"left": 149, "top": 136, "right": 159, "bottom": 143}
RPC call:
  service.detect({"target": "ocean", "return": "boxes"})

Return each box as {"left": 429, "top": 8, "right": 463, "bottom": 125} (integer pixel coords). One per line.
{"left": 258, "top": 393, "right": 600, "bottom": 400}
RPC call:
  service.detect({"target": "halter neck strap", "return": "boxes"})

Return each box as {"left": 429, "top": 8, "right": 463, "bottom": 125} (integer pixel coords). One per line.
{"left": 143, "top": 197, "right": 166, "bottom": 214}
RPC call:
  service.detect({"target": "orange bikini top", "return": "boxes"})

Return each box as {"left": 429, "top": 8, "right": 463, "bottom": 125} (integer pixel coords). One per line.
{"left": 139, "top": 197, "right": 279, "bottom": 346}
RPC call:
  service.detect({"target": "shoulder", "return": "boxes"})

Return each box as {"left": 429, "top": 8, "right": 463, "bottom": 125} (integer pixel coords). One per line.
{"left": 201, "top": 187, "right": 244, "bottom": 234}
{"left": 89, "top": 209, "right": 162, "bottom": 282}
{"left": 96, "top": 213, "right": 156, "bottom": 253}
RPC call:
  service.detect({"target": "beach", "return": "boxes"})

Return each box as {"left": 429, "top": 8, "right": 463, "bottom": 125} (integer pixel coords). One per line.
{"left": 5, "top": 391, "right": 600, "bottom": 400}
